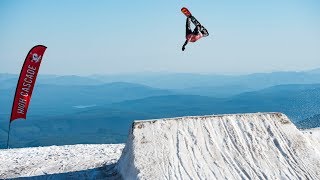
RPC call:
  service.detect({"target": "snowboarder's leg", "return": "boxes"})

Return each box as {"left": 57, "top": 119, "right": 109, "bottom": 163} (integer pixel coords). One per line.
{"left": 195, "top": 24, "right": 209, "bottom": 37}
{"left": 201, "top": 28, "right": 209, "bottom": 37}
{"left": 193, "top": 25, "right": 201, "bottom": 35}
{"left": 186, "top": 18, "right": 192, "bottom": 36}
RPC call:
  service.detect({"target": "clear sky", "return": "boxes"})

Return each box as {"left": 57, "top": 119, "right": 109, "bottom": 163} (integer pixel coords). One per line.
{"left": 0, "top": 0, "right": 319, "bottom": 75}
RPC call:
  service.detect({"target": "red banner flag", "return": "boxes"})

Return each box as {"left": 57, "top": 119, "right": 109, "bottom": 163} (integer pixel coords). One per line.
{"left": 10, "top": 45, "right": 47, "bottom": 122}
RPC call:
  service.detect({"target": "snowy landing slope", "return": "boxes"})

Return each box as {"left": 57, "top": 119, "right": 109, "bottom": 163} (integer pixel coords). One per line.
{"left": 117, "top": 112, "right": 320, "bottom": 179}
{"left": 0, "top": 144, "right": 124, "bottom": 179}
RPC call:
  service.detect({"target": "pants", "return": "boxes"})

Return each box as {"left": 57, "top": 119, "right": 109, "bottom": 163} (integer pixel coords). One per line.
{"left": 186, "top": 17, "right": 201, "bottom": 36}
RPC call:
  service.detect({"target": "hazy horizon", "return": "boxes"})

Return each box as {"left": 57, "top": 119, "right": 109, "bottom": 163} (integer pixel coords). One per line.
{"left": 1, "top": 66, "right": 320, "bottom": 77}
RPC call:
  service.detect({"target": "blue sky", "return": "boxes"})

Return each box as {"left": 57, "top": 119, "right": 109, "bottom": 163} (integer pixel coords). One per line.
{"left": 0, "top": 0, "right": 319, "bottom": 75}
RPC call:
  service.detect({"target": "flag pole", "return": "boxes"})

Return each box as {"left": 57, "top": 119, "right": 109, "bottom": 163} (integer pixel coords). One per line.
{"left": 7, "top": 122, "right": 11, "bottom": 149}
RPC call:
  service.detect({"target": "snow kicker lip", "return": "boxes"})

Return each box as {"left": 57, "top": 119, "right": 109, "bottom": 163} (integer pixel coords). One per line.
{"left": 133, "top": 112, "right": 287, "bottom": 124}
{"left": 117, "top": 112, "right": 320, "bottom": 179}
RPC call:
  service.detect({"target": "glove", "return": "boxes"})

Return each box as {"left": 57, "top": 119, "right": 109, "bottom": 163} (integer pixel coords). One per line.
{"left": 182, "top": 46, "right": 185, "bottom": 51}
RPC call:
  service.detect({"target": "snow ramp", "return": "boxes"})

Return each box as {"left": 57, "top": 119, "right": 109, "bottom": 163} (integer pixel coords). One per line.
{"left": 116, "top": 112, "right": 320, "bottom": 179}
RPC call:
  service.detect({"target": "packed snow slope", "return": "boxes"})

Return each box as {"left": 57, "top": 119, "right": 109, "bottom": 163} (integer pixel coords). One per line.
{"left": 117, "top": 112, "right": 320, "bottom": 179}
{"left": 0, "top": 144, "right": 124, "bottom": 179}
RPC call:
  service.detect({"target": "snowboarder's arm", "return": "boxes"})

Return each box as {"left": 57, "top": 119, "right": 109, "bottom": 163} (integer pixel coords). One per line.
{"left": 182, "top": 40, "right": 188, "bottom": 51}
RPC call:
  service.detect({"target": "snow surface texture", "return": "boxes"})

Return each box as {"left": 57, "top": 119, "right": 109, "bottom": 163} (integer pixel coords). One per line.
{"left": 0, "top": 144, "right": 124, "bottom": 179}
{"left": 117, "top": 112, "right": 320, "bottom": 180}
{"left": 1, "top": 113, "right": 320, "bottom": 179}
{"left": 302, "top": 128, "right": 320, "bottom": 154}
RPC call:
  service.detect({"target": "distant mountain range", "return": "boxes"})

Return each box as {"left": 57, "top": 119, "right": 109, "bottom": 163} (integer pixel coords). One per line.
{"left": 296, "top": 114, "right": 320, "bottom": 129}
{"left": 2, "top": 68, "right": 320, "bottom": 89}
{"left": 89, "top": 70, "right": 320, "bottom": 90}
{"left": 0, "top": 82, "right": 175, "bottom": 116}
{"left": 108, "top": 84, "right": 320, "bottom": 121}
{"left": 1, "top": 70, "right": 320, "bottom": 148}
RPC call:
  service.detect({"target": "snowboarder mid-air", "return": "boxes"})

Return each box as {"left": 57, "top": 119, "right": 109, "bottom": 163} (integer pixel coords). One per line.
{"left": 182, "top": 17, "right": 207, "bottom": 51}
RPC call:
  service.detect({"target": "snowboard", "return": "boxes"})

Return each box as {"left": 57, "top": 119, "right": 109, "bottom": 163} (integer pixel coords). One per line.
{"left": 181, "top": 7, "right": 209, "bottom": 37}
